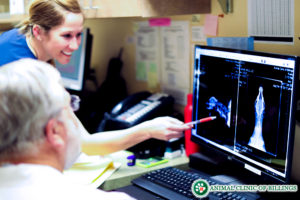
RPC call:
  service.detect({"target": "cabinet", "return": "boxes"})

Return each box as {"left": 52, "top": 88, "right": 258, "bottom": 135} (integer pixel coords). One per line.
{"left": 0, "top": 0, "right": 211, "bottom": 29}
{"left": 81, "top": 0, "right": 141, "bottom": 18}
{"left": 82, "top": 0, "right": 211, "bottom": 18}
{"left": 140, "top": 0, "right": 211, "bottom": 17}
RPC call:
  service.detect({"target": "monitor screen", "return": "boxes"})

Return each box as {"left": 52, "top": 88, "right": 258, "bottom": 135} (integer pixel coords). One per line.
{"left": 191, "top": 45, "right": 298, "bottom": 183}
{"left": 55, "top": 28, "right": 92, "bottom": 91}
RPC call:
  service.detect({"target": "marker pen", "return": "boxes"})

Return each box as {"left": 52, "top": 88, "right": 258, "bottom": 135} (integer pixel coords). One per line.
{"left": 185, "top": 116, "right": 217, "bottom": 126}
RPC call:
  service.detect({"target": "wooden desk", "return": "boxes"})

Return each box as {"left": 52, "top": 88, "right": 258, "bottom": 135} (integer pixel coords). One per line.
{"left": 99, "top": 151, "right": 189, "bottom": 191}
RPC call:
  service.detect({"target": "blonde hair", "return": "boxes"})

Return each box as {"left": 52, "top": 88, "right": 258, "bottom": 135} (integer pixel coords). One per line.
{"left": 18, "top": 0, "right": 83, "bottom": 35}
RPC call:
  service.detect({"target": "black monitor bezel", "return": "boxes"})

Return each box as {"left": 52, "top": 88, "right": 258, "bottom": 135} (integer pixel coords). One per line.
{"left": 190, "top": 45, "right": 298, "bottom": 184}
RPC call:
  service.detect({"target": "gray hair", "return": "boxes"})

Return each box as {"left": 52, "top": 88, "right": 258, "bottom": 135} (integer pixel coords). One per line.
{"left": 0, "top": 58, "right": 66, "bottom": 160}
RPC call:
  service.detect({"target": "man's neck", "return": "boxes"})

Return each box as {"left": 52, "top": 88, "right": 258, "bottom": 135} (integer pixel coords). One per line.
{"left": 0, "top": 153, "right": 63, "bottom": 172}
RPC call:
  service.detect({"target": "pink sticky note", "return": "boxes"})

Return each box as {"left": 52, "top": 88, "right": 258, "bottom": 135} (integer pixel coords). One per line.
{"left": 204, "top": 14, "right": 218, "bottom": 36}
{"left": 149, "top": 18, "right": 171, "bottom": 27}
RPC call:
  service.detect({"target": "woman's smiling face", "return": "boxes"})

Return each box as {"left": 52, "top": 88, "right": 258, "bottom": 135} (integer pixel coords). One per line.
{"left": 40, "top": 12, "right": 84, "bottom": 64}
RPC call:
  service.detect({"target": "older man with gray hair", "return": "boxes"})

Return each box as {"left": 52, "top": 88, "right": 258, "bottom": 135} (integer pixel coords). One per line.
{"left": 0, "top": 59, "right": 134, "bottom": 199}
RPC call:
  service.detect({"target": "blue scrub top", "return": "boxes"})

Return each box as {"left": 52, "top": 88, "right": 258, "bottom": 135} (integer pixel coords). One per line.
{"left": 0, "top": 28, "right": 36, "bottom": 66}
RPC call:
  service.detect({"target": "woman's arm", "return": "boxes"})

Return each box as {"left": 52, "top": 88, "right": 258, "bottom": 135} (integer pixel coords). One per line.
{"left": 77, "top": 115, "right": 192, "bottom": 156}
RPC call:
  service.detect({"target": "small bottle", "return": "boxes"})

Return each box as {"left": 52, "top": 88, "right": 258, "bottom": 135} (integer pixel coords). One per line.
{"left": 184, "top": 93, "right": 199, "bottom": 157}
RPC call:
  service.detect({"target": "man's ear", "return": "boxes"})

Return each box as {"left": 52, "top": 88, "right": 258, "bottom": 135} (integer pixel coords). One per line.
{"left": 32, "top": 25, "right": 43, "bottom": 41}
{"left": 45, "top": 118, "right": 66, "bottom": 149}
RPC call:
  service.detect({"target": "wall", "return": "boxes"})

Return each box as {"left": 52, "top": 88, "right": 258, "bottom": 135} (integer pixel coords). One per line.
{"left": 84, "top": 17, "right": 146, "bottom": 93}
{"left": 216, "top": 0, "right": 300, "bottom": 55}
{"left": 85, "top": 0, "right": 300, "bottom": 93}
{"left": 85, "top": 0, "right": 300, "bottom": 183}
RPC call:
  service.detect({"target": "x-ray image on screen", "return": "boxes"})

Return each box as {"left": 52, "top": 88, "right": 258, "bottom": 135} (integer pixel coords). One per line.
{"left": 193, "top": 56, "right": 238, "bottom": 147}
{"left": 236, "top": 76, "right": 282, "bottom": 157}
{"left": 248, "top": 86, "right": 266, "bottom": 152}
{"left": 206, "top": 96, "right": 231, "bottom": 128}
{"left": 191, "top": 45, "right": 298, "bottom": 183}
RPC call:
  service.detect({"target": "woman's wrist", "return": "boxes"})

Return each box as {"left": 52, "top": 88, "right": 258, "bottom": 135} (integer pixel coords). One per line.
{"left": 130, "top": 121, "right": 153, "bottom": 140}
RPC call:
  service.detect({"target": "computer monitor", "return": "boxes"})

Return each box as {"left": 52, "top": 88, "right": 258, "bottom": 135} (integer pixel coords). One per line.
{"left": 55, "top": 28, "right": 93, "bottom": 91}
{"left": 191, "top": 45, "right": 299, "bottom": 184}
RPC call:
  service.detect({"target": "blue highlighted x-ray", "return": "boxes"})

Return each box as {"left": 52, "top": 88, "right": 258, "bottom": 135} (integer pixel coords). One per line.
{"left": 206, "top": 97, "right": 231, "bottom": 128}
{"left": 236, "top": 76, "right": 282, "bottom": 157}
{"left": 248, "top": 86, "right": 267, "bottom": 152}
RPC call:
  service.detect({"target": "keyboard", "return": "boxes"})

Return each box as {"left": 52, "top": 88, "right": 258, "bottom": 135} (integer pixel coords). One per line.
{"left": 132, "top": 167, "right": 260, "bottom": 200}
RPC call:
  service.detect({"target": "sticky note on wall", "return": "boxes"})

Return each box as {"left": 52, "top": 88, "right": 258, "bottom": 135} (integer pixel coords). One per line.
{"left": 204, "top": 14, "right": 218, "bottom": 36}
{"left": 149, "top": 18, "right": 171, "bottom": 27}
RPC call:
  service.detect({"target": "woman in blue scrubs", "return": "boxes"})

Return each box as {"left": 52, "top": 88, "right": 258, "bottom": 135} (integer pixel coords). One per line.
{"left": 0, "top": 0, "right": 191, "bottom": 156}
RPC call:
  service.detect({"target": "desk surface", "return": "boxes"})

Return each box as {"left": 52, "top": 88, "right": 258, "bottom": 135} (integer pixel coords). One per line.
{"left": 100, "top": 151, "right": 189, "bottom": 190}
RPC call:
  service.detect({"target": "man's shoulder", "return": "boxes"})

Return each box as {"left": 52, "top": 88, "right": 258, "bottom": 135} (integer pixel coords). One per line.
{"left": 0, "top": 164, "right": 134, "bottom": 200}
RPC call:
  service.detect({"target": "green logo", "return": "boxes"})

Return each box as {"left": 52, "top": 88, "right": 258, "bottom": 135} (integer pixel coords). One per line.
{"left": 191, "top": 179, "right": 210, "bottom": 198}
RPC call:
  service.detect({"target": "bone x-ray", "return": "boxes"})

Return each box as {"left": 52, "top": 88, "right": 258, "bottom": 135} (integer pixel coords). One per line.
{"left": 192, "top": 49, "right": 295, "bottom": 163}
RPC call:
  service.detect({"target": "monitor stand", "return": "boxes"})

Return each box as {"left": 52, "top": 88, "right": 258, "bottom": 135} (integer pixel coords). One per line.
{"left": 188, "top": 151, "right": 259, "bottom": 185}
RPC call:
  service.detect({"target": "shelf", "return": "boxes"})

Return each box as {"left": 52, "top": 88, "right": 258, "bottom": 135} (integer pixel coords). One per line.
{"left": 0, "top": 14, "right": 26, "bottom": 31}
{"left": 0, "top": 0, "right": 211, "bottom": 26}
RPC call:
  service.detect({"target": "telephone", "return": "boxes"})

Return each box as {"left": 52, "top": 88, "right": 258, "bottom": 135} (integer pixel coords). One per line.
{"left": 97, "top": 91, "right": 175, "bottom": 158}
{"left": 97, "top": 91, "right": 174, "bottom": 131}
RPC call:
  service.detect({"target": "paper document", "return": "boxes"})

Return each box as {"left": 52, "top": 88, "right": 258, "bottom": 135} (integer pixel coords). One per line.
{"left": 160, "top": 21, "right": 190, "bottom": 105}
{"left": 63, "top": 153, "right": 120, "bottom": 188}
{"left": 135, "top": 21, "right": 160, "bottom": 90}
{"left": 191, "top": 26, "right": 206, "bottom": 42}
